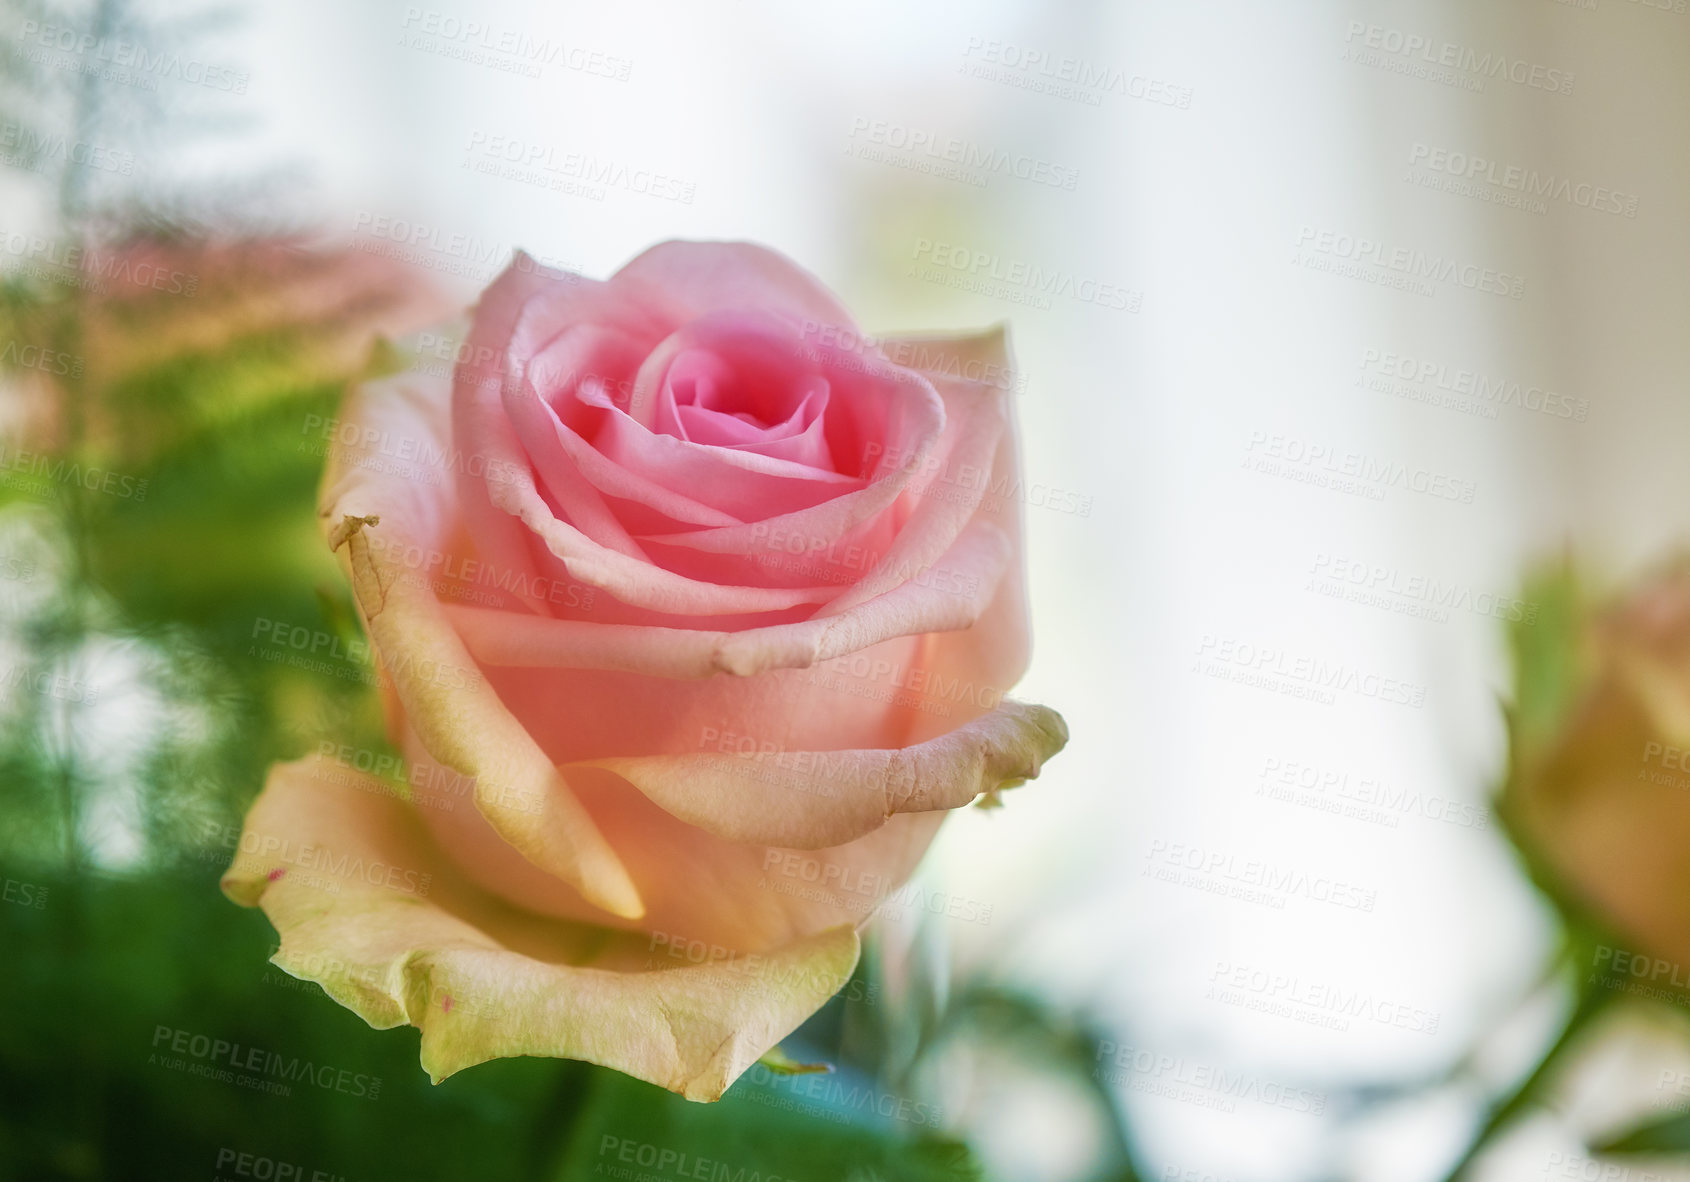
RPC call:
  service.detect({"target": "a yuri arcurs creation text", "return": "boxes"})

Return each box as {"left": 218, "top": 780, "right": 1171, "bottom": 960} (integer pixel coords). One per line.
{"left": 219, "top": 240, "right": 1067, "bottom": 1100}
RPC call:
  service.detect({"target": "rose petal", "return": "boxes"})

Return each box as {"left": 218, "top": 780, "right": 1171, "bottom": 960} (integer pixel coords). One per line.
{"left": 497, "top": 479, "right": 846, "bottom": 616}
{"left": 634, "top": 331, "right": 950, "bottom": 588}
{"left": 575, "top": 699, "right": 1068, "bottom": 849}
{"left": 319, "top": 370, "right": 642, "bottom": 919}
{"left": 450, "top": 262, "right": 599, "bottom": 615}
{"left": 457, "top": 339, "right": 854, "bottom": 617}
{"left": 453, "top": 261, "right": 824, "bottom": 617}
{"left": 442, "top": 516, "right": 1013, "bottom": 679}
{"left": 567, "top": 312, "right": 866, "bottom": 526}
{"left": 592, "top": 398, "right": 860, "bottom": 518}
{"left": 868, "top": 328, "right": 1033, "bottom": 742}
{"left": 522, "top": 326, "right": 745, "bottom": 531}
{"left": 824, "top": 329, "right": 1012, "bottom": 614}
{"left": 220, "top": 757, "right": 859, "bottom": 1099}
{"left": 629, "top": 327, "right": 1019, "bottom": 645}
{"left": 665, "top": 347, "right": 834, "bottom": 467}
{"left": 404, "top": 728, "right": 951, "bottom": 951}
{"left": 504, "top": 372, "right": 651, "bottom": 561}
{"left": 608, "top": 240, "right": 858, "bottom": 333}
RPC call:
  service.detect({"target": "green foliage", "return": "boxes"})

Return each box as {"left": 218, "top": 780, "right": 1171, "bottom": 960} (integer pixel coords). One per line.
{"left": 0, "top": 862, "right": 576, "bottom": 1181}
{"left": 550, "top": 1069, "right": 983, "bottom": 1182}
{"left": 1596, "top": 1110, "right": 1690, "bottom": 1155}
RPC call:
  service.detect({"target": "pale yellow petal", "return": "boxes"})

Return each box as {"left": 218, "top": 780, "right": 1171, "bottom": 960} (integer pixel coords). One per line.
{"left": 221, "top": 756, "right": 860, "bottom": 1100}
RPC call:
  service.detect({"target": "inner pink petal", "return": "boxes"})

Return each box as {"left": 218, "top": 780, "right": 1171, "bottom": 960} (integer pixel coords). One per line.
{"left": 627, "top": 311, "right": 820, "bottom": 425}
{"left": 675, "top": 380, "right": 836, "bottom": 468}
{"left": 513, "top": 308, "right": 922, "bottom": 531}
{"left": 526, "top": 322, "right": 648, "bottom": 420}
{"left": 653, "top": 347, "right": 737, "bottom": 441}
{"left": 525, "top": 327, "right": 747, "bottom": 532}
{"left": 590, "top": 406, "right": 860, "bottom": 521}
{"left": 676, "top": 404, "right": 770, "bottom": 446}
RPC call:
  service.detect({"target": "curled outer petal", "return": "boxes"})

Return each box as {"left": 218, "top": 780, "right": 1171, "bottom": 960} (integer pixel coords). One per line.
{"left": 319, "top": 373, "right": 642, "bottom": 919}
{"left": 575, "top": 700, "right": 1069, "bottom": 849}
{"left": 221, "top": 757, "right": 860, "bottom": 1100}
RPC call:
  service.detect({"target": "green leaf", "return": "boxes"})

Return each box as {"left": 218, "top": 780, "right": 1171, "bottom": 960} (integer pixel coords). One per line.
{"left": 757, "top": 1045, "right": 834, "bottom": 1076}
{"left": 547, "top": 1069, "right": 982, "bottom": 1182}
{"left": 1595, "top": 1110, "right": 1690, "bottom": 1155}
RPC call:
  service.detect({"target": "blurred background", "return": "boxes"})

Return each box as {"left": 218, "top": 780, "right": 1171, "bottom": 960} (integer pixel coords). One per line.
{"left": 3, "top": 0, "right": 1690, "bottom": 1179}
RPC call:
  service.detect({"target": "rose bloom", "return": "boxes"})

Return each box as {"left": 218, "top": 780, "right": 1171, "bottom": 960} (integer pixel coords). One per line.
{"left": 221, "top": 241, "right": 1067, "bottom": 1099}
{"left": 1509, "top": 561, "right": 1690, "bottom": 971}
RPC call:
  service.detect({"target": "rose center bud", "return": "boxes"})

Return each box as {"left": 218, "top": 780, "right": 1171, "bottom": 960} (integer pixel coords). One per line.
{"left": 658, "top": 337, "right": 837, "bottom": 472}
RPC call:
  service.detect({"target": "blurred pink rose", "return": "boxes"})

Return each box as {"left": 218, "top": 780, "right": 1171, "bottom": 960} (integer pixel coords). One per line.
{"left": 1511, "top": 562, "right": 1690, "bottom": 971}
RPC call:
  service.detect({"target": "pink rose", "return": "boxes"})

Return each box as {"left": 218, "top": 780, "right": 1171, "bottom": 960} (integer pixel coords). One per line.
{"left": 222, "top": 241, "right": 1067, "bottom": 1099}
